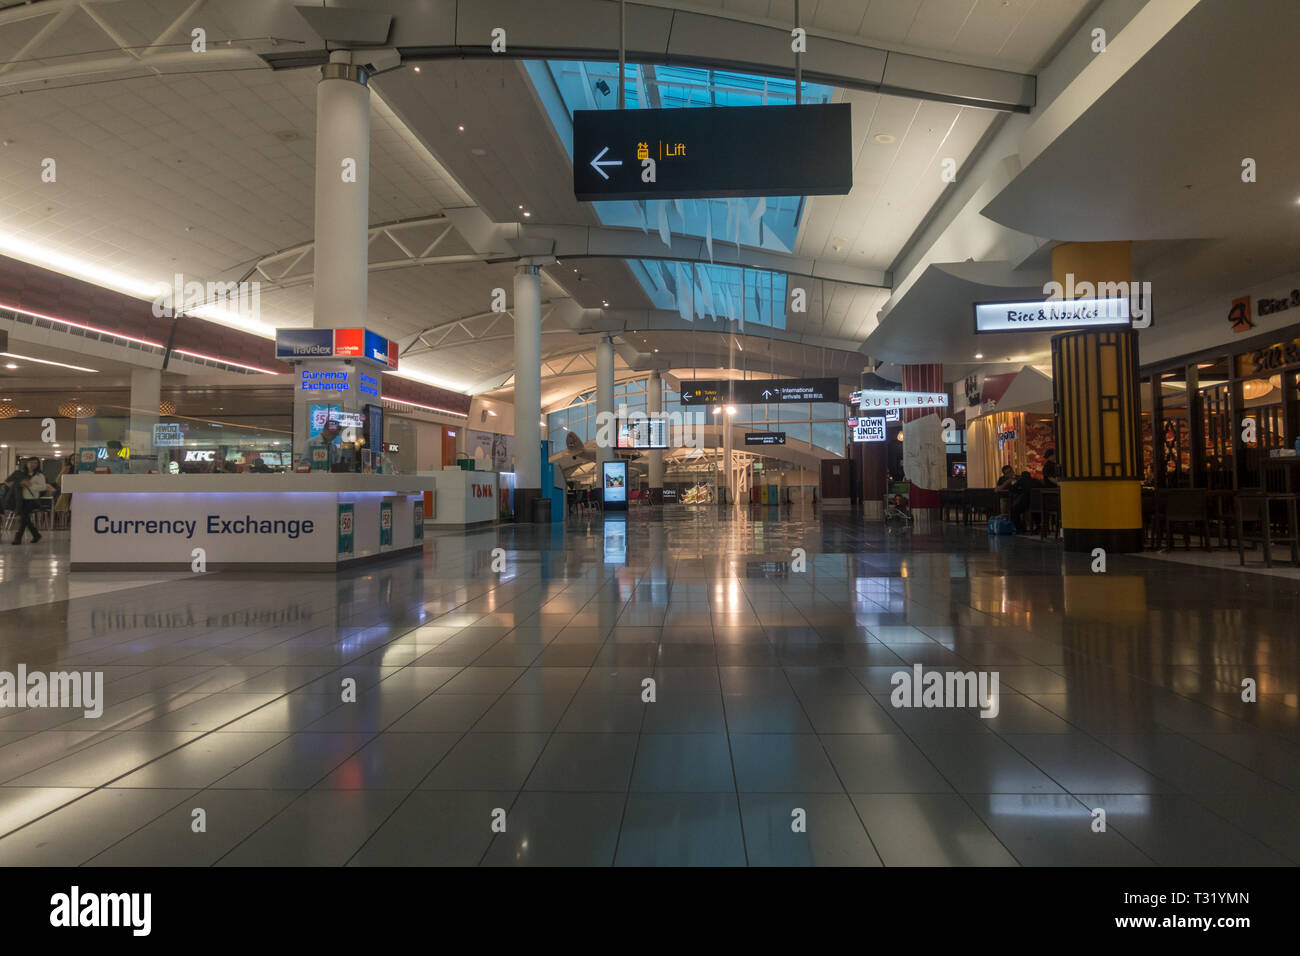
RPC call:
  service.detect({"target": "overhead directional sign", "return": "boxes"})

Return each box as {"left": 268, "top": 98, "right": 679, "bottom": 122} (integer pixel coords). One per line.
{"left": 573, "top": 104, "right": 853, "bottom": 202}
{"left": 745, "top": 432, "right": 787, "bottom": 446}
{"left": 680, "top": 378, "right": 840, "bottom": 405}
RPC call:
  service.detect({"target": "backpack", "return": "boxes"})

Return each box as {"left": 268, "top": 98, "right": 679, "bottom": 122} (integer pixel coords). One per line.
{"left": 987, "top": 515, "right": 1015, "bottom": 535}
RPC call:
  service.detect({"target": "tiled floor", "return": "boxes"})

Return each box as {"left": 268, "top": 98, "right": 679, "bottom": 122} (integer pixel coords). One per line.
{"left": 1, "top": 507, "right": 1297, "bottom": 866}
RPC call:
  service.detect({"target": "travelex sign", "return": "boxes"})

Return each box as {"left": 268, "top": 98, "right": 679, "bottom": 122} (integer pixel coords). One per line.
{"left": 857, "top": 390, "right": 949, "bottom": 411}
{"left": 94, "top": 515, "right": 315, "bottom": 539}
{"left": 275, "top": 327, "right": 399, "bottom": 369}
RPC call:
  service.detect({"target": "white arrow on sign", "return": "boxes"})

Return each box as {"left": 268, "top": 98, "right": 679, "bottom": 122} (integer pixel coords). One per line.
{"left": 681, "top": 391, "right": 693, "bottom": 403}
{"left": 590, "top": 146, "right": 622, "bottom": 180}
{"left": 762, "top": 389, "right": 774, "bottom": 400}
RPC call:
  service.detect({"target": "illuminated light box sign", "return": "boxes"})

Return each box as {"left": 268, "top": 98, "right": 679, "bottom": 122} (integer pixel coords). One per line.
{"left": 275, "top": 328, "right": 399, "bottom": 369}
{"left": 680, "top": 377, "right": 839, "bottom": 405}
{"left": 745, "top": 432, "right": 786, "bottom": 446}
{"left": 573, "top": 103, "right": 852, "bottom": 201}
{"left": 857, "top": 390, "right": 949, "bottom": 411}
{"left": 152, "top": 423, "right": 184, "bottom": 447}
{"left": 852, "top": 417, "right": 886, "bottom": 442}
{"left": 973, "top": 297, "right": 1134, "bottom": 333}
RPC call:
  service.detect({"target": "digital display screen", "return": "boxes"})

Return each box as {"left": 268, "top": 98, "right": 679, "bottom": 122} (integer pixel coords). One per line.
{"left": 632, "top": 418, "right": 668, "bottom": 449}
{"left": 602, "top": 460, "right": 627, "bottom": 505}
{"left": 951, "top": 461, "right": 967, "bottom": 478}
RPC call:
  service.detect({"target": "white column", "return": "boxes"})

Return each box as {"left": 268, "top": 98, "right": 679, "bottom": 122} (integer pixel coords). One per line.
{"left": 722, "top": 407, "right": 733, "bottom": 505}
{"left": 596, "top": 335, "right": 615, "bottom": 465}
{"left": 513, "top": 265, "right": 542, "bottom": 493}
{"left": 313, "top": 51, "right": 370, "bottom": 329}
{"left": 647, "top": 368, "right": 664, "bottom": 499}
{"left": 127, "top": 368, "right": 161, "bottom": 474}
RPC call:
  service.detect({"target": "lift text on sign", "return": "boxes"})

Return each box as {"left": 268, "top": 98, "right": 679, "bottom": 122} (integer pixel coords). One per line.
{"left": 573, "top": 104, "right": 852, "bottom": 202}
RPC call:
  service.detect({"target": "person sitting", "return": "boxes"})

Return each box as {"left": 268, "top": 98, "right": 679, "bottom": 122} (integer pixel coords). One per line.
{"left": 995, "top": 465, "right": 1017, "bottom": 492}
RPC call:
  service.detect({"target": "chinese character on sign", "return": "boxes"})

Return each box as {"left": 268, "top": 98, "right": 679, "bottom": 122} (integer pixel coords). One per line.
{"left": 636, "top": 142, "right": 649, "bottom": 160}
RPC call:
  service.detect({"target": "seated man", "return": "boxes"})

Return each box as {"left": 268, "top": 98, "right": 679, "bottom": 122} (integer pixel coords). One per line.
{"left": 995, "top": 465, "right": 1017, "bottom": 492}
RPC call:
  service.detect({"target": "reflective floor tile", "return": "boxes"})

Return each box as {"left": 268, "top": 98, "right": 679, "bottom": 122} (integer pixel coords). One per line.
{"left": 907, "top": 734, "right": 1066, "bottom": 793}
{"left": 109, "top": 732, "right": 288, "bottom": 788}
{"left": 615, "top": 793, "right": 746, "bottom": 866}
{"left": 386, "top": 694, "right": 497, "bottom": 732}
{"left": 729, "top": 734, "right": 843, "bottom": 792}
{"left": 210, "top": 732, "right": 375, "bottom": 789}
{"left": 723, "top": 696, "right": 815, "bottom": 734}
{"left": 1000, "top": 734, "right": 1169, "bottom": 794}
{"left": 799, "top": 695, "right": 899, "bottom": 734}
{"left": 0, "top": 788, "right": 197, "bottom": 866}
{"left": 0, "top": 786, "right": 90, "bottom": 838}
{"left": 962, "top": 794, "right": 1153, "bottom": 866}
{"left": 482, "top": 792, "right": 625, "bottom": 866}
{"left": 85, "top": 789, "right": 300, "bottom": 866}
{"left": 471, "top": 694, "right": 573, "bottom": 733}
{"left": 556, "top": 694, "right": 647, "bottom": 733}
{"left": 1073, "top": 794, "right": 1291, "bottom": 865}
{"left": 420, "top": 733, "right": 550, "bottom": 790}
{"left": 738, "top": 793, "right": 882, "bottom": 866}
{"left": 348, "top": 791, "right": 512, "bottom": 866}
{"left": 315, "top": 733, "right": 460, "bottom": 789}
{"left": 821, "top": 734, "right": 954, "bottom": 793}
{"left": 851, "top": 794, "right": 1018, "bottom": 866}
{"left": 219, "top": 790, "right": 409, "bottom": 866}
{"left": 642, "top": 694, "right": 727, "bottom": 733}
{"left": 6, "top": 732, "right": 204, "bottom": 788}
{"left": 630, "top": 734, "right": 736, "bottom": 792}
{"left": 524, "top": 733, "right": 638, "bottom": 791}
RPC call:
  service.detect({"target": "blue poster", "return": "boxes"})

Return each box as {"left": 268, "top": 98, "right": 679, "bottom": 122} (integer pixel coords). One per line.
{"left": 379, "top": 500, "right": 393, "bottom": 548}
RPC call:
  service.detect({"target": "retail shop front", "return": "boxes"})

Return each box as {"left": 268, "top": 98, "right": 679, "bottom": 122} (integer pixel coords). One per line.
{"left": 1141, "top": 308, "right": 1300, "bottom": 491}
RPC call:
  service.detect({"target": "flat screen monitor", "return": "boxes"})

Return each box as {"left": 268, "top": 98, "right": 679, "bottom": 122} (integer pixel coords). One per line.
{"left": 602, "top": 460, "right": 628, "bottom": 510}
{"left": 365, "top": 403, "right": 383, "bottom": 449}
{"left": 951, "top": 461, "right": 967, "bottom": 478}
{"left": 632, "top": 417, "right": 668, "bottom": 449}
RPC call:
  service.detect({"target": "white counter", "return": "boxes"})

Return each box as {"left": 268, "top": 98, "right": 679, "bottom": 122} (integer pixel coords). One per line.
{"left": 425, "top": 468, "right": 501, "bottom": 528}
{"left": 62, "top": 473, "right": 436, "bottom": 571}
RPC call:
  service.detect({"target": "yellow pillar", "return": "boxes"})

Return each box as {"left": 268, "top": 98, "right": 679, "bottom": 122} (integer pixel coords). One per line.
{"left": 1051, "top": 242, "right": 1144, "bottom": 552}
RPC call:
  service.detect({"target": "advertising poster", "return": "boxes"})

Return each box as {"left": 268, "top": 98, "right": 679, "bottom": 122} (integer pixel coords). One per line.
{"left": 337, "top": 503, "right": 354, "bottom": 556}
{"left": 310, "top": 446, "right": 329, "bottom": 470}
{"left": 413, "top": 499, "right": 424, "bottom": 541}
{"left": 379, "top": 500, "right": 393, "bottom": 548}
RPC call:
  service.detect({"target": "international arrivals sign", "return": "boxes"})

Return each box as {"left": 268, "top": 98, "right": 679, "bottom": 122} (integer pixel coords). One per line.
{"left": 857, "top": 390, "right": 949, "bottom": 411}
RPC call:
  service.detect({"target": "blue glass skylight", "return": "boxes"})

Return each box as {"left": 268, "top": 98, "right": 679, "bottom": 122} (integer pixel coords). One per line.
{"left": 524, "top": 60, "right": 831, "bottom": 326}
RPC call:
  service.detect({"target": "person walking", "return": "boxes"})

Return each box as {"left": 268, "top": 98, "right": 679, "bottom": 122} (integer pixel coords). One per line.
{"left": 6, "top": 457, "right": 46, "bottom": 544}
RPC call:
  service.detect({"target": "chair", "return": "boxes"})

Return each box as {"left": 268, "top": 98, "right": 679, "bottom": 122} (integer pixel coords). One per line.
{"left": 1236, "top": 493, "right": 1300, "bottom": 568}
{"left": 1030, "top": 487, "right": 1061, "bottom": 539}
{"left": 53, "top": 494, "right": 71, "bottom": 530}
{"left": 1141, "top": 488, "right": 1158, "bottom": 548}
{"left": 1160, "top": 488, "right": 1211, "bottom": 550}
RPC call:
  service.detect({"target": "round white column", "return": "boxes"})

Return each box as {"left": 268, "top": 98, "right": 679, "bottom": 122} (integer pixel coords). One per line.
{"left": 313, "top": 52, "right": 370, "bottom": 329}
{"left": 647, "top": 368, "right": 664, "bottom": 501}
{"left": 596, "top": 336, "right": 615, "bottom": 465}
{"left": 513, "top": 265, "right": 542, "bottom": 498}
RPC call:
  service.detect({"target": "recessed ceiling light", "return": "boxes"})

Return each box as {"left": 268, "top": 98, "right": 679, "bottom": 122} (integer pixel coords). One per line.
{"left": 974, "top": 353, "right": 983, "bottom": 359}
{"left": 457, "top": 124, "right": 464, "bottom": 131}
{"left": 523, "top": 211, "right": 531, "bottom": 217}
{"left": 4, "top": 363, "right": 17, "bottom": 369}
{"left": 413, "top": 66, "right": 421, "bottom": 72}
{"left": 874, "top": 133, "right": 896, "bottom": 143}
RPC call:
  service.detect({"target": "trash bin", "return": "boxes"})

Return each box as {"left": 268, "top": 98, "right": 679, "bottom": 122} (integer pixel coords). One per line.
{"left": 533, "top": 497, "right": 552, "bottom": 523}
